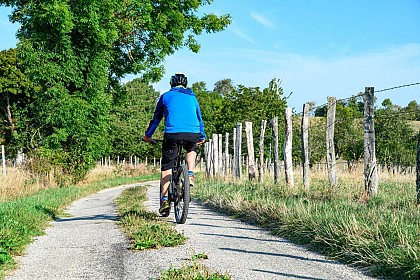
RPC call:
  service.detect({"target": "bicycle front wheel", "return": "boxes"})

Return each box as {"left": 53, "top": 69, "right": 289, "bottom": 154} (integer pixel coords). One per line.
{"left": 174, "top": 164, "right": 190, "bottom": 224}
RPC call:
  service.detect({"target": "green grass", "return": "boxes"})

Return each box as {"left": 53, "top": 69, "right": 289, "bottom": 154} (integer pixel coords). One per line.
{"left": 158, "top": 262, "right": 231, "bottom": 280}
{"left": 0, "top": 174, "right": 159, "bottom": 278}
{"left": 116, "top": 186, "right": 231, "bottom": 279}
{"left": 115, "top": 186, "right": 186, "bottom": 250}
{"left": 158, "top": 252, "right": 230, "bottom": 280}
{"left": 192, "top": 175, "right": 420, "bottom": 280}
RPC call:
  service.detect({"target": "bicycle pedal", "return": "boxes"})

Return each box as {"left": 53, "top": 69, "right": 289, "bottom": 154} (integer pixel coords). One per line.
{"left": 160, "top": 210, "right": 170, "bottom": 217}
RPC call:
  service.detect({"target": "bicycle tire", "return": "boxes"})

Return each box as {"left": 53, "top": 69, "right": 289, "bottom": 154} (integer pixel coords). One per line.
{"left": 174, "top": 164, "right": 190, "bottom": 224}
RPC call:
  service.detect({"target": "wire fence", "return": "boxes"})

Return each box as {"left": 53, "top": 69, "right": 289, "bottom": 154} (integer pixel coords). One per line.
{"left": 203, "top": 82, "right": 420, "bottom": 200}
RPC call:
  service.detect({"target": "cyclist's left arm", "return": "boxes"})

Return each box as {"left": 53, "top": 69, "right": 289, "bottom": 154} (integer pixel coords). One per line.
{"left": 145, "top": 96, "right": 164, "bottom": 138}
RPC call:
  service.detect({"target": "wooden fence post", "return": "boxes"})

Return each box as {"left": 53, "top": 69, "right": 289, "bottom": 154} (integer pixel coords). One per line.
{"left": 206, "top": 140, "right": 214, "bottom": 177}
{"left": 416, "top": 130, "right": 420, "bottom": 205}
{"left": 225, "top": 132, "right": 229, "bottom": 176}
{"left": 218, "top": 134, "right": 223, "bottom": 176}
{"left": 235, "top": 123, "right": 242, "bottom": 179}
{"left": 259, "top": 120, "right": 267, "bottom": 183}
{"left": 326, "top": 97, "right": 337, "bottom": 195}
{"left": 272, "top": 117, "right": 279, "bottom": 184}
{"left": 301, "top": 103, "right": 310, "bottom": 190}
{"left": 233, "top": 127, "right": 237, "bottom": 177}
{"left": 245, "top": 122, "right": 256, "bottom": 180}
{"left": 363, "top": 87, "right": 378, "bottom": 196}
{"left": 284, "top": 108, "right": 294, "bottom": 188}
{"left": 212, "top": 134, "right": 219, "bottom": 177}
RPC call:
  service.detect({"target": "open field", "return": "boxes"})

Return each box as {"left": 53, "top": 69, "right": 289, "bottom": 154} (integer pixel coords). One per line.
{"left": 410, "top": 120, "right": 420, "bottom": 131}
{"left": 0, "top": 163, "right": 155, "bottom": 202}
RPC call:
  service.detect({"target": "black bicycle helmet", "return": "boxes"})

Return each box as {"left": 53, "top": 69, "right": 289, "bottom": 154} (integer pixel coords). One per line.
{"left": 170, "top": 72, "right": 188, "bottom": 88}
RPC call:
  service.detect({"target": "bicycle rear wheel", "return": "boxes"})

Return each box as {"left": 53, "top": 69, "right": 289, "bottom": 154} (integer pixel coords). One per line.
{"left": 174, "top": 164, "right": 190, "bottom": 224}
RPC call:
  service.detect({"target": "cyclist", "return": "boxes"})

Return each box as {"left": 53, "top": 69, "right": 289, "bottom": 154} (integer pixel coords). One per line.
{"left": 143, "top": 72, "right": 206, "bottom": 214}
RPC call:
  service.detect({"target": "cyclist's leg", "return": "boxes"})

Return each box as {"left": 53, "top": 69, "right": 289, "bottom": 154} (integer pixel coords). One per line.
{"left": 182, "top": 132, "right": 201, "bottom": 186}
{"left": 186, "top": 151, "right": 196, "bottom": 186}
{"left": 159, "top": 134, "right": 179, "bottom": 213}
{"left": 160, "top": 169, "right": 171, "bottom": 198}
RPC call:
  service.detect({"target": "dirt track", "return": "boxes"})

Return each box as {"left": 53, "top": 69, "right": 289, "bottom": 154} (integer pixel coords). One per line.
{"left": 6, "top": 181, "right": 376, "bottom": 280}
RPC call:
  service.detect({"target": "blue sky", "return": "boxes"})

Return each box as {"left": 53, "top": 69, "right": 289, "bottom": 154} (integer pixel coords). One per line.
{"left": 1, "top": 1, "right": 419, "bottom": 111}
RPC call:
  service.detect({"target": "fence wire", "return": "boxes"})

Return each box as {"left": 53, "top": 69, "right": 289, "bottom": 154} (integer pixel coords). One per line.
{"left": 295, "top": 81, "right": 420, "bottom": 116}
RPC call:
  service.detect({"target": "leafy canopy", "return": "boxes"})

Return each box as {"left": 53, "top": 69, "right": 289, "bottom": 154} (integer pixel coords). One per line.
{"left": 0, "top": 0, "right": 231, "bottom": 182}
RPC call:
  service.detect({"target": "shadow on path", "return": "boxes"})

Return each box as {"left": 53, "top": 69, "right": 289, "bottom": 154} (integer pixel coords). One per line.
{"left": 55, "top": 214, "right": 118, "bottom": 222}
{"left": 252, "top": 269, "right": 327, "bottom": 280}
{"left": 220, "top": 247, "right": 336, "bottom": 264}
{"left": 201, "top": 232, "right": 290, "bottom": 243}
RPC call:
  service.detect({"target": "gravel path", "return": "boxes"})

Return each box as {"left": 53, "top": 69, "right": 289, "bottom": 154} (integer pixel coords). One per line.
{"left": 6, "top": 181, "right": 377, "bottom": 280}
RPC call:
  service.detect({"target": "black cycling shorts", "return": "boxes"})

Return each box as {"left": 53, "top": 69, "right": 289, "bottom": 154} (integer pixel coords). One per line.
{"left": 161, "top": 132, "right": 201, "bottom": 171}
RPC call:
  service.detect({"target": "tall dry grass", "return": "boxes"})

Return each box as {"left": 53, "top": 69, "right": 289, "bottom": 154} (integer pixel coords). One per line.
{"left": 0, "top": 167, "right": 45, "bottom": 202}
{"left": 0, "top": 163, "right": 157, "bottom": 202}
{"left": 192, "top": 165, "right": 419, "bottom": 279}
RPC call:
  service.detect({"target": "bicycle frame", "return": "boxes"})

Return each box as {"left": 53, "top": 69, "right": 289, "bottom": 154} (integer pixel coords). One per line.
{"left": 145, "top": 138, "right": 190, "bottom": 223}
{"left": 168, "top": 142, "right": 184, "bottom": 202}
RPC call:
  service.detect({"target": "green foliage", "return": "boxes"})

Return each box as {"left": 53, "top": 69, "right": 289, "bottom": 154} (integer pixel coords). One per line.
{"left": 193, "top": 81, "right": 225, "bottom": 137}
{"left": 307, "top": 117, "right": 326, "bottom": 163}
{"left": 375, "top": 99, "right": 417, "bottom": 167}
{"left": 1, "top": 0, "right": 230, "bottom": 182}
{"left": 159, "top": 262, "right": 231, "bottom": 280}
{"left": 404, "top": 100, "right": 420, "bottom": 121}
{"left": 115, "top": 186, "right": 186, "bottom": 250}
{"left": 0, "top": 48, "right": 37, "bottom": 156}
{"left": 110, "top": 78, "right": 162, "bottom": 159}
{"left": 194, "top": 78, "right": 288, "bottom": 159}
{"left": 334, "top": 96, "right": 364, "bottom": 162}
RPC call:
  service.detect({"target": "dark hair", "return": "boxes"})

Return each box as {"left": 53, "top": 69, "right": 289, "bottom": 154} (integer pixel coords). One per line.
{"left": 170, "top": 72, "right": 188, "bottom": 88}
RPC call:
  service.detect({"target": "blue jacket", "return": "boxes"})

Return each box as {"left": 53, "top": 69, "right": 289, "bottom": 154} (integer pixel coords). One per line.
{"left": 145, "top": 87, "right": 206, "bottom": 140}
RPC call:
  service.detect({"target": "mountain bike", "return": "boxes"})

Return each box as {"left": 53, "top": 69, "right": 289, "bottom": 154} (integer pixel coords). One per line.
{"left": 147, "top": 139, "right": 191, "bottom": 224}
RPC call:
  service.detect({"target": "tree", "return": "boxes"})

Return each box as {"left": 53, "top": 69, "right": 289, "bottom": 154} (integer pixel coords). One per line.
{"left": 0, "top": 48, "right": 37, "bottom": 156}
{"left": 376, "top": 99, "right": 417, "bottom": 169}
{"left": 110, "top": 78, "right": 161, "bottom": 159}
{"left": 405, "top": 100, "right": 420, "bottom": 121}
{"left": 200, "top": 78, "right": 288, "bottom": 159}
{"left": 220, "top": 78, "right": 288, "bottom": 134}
{"left": 334, "top": 96, "right": 364, "bottom": 165}
{"left": 1, "top": 0, "right": 231, "bottom": 181}
{"left": 192, "top": 81, "right": 224, "bottom": 138}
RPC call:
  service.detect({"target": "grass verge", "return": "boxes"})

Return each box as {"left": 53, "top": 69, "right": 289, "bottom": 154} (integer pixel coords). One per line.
{"left": 115, "top": 186, "right": 186, "bottom": 250}
{"left": 0, "top": 174, "right": 158, "bottom": 279}
{"left": 158, "top": 262, "right": 231, "bottom": 280}
{"left": 191, "top": 175, "right": 420, "bottom": 280}
{"left": 115, "top": 186, "right": 231, "bottom": 279}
